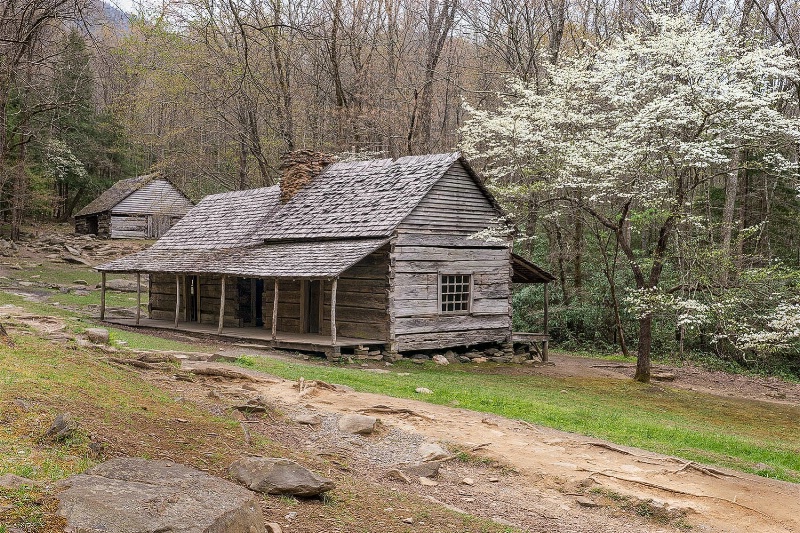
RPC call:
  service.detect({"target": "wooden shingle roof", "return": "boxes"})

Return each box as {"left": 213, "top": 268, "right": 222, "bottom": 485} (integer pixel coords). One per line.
{"left": 258, "top": 153, "right": 463, "bottom": 241}
{"left": 96, "top": 152, "right": 504, "bottom": 277}
{"left": 75, "top": 173, "right": 187, "bottom": 217}
{"left": 97, "top": 239, "right": 389, "bottom": 278}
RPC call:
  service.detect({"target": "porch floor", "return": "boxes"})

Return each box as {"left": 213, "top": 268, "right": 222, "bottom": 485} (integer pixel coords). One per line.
{"left": 104, "top": 317, "right": 386, "bottom": 354}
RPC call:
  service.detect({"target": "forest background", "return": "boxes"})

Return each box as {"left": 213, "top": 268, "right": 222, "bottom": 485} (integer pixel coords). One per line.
{"left": 1, "top": 0, "right": 799, "bottom": 380}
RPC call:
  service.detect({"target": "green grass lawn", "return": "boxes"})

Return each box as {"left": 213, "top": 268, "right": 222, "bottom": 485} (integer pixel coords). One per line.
{"left": 237, "top": 356, "right": 800, "bottom": 483}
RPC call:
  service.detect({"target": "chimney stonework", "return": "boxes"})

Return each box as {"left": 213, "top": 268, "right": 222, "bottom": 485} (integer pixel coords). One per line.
{"left": 279, "top": 150, "right": 336, "bottom": 203}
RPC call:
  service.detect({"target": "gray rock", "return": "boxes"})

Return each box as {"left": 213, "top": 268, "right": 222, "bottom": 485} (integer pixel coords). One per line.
{"left": 61, "top": 255, "right": 91, "bottom": 266}
{"left": 385, "top": 469, "right": 411, "bottom": 483}
{"left": 57, "top": 458, "right": 265, "bottom": 533}
{"left": 415, "top": 387, "right": 433, "bottom": 395}
{"left": 106, "top": 278, "right": 141, "bottom": 292}
{"left": 0, "top": 474, "right": 38, "bottom": 489}
{"left": 411, "top": 353, "right": 430, "bottom": 361}
{"left": 418, "top": 442, "right": 450, "bottom": 462}
{"left": 294, "top": 413, "right": 322, "bottom": 426}
{"left": 73, "top": 279, "right": 88, "bottom": 286}
{"left": 338, "top": 414, "right": 378, "bottom": 435}
{"left": 44, "top": 412, "right": 78, "bottom": 441}
{"left": 472, "top": 357, "right": 488, "bottom": 363}
{"left": 229, "top": 456, "right": 334, "bottom": 497}
{"left": 85, "top": 327, "right": 110, "bottom": 344}
{"left": 457, "top": 356, "right": 471, "bottom": 363}
{"left": 432, "top": 354, "right": 449, "bottom": 365}
{"left": 399, "top": 460, "right": 442, "bottom": 479}
{"left": 64, "top": 245, "right": 82, "bottom": 256}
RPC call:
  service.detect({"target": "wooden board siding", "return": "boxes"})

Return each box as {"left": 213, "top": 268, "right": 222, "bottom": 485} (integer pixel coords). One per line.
{"left": 398, "top": 161, "right": 500, "bottom": 235}
{"left": 111, "top": 179, "right": 192, "bottom": 216}
{"left": 390, "top": 238, "right": 512, "bottom": 352}
{"left": 110, "top": 216, "right": 148, "bottom": 239}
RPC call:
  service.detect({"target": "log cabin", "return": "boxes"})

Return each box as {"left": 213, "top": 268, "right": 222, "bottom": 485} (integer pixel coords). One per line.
{"left": 75, "top": 173, "right": 193, "bottom": 239}
{"left": 96, "top": 152, "right": 553, "bottom": 358}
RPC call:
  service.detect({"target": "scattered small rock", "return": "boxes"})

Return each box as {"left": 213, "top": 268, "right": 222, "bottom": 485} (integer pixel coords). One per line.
{"left": 73, "top": 279, "right": 88, "bottom": 286}
{"left": 338, "top": 414, "right": 378, "bottom": 435}
{"left": 415, "top": 387, "right": 433, "bottom": 395}
{"left": 402, "top": 517, "right": 414, "bottom": 524}
{"left": 488, "top": 476, "right": 500, "bottom": 483}
{"left": 576, "top": 497, "right": 601, "bottom": 508}
{"left": 385, "top": 469, "right": 411, "bottom": 483}
{"left": 460, "top": 477, "right": 474, "bottom": 485}
{"left": 44, "top": 412, "right": 78, "bottom": 441}
{"left": 265, "top": 523, "right": 283, "bottom": 533}
{"left": 285, "top": 512, "right": 298, "bottom": 520}
{"left": 418, "top": 442, "right": 450, "bottom": 462}
{"left": 229, "top": 456, "right": 335, "bottom": 497}
{"left": 419, "top": 477, "right": 438, "bottom": 486}
{"left": 432, "top": 354, "right": 449, "bottom": 365}
{"left": 472, "top": 357, "right": 488, "bottom": 363}
{"left": 294, "top": 413, "right": 322, "bottom": 426}
{"left": 399, "top": 461, "right": 441, "bottom": 479}
{"left": 85, "top": 327, "right": 110, "bottom": 344}
{"left": 0, "top": 474, "right": 39, "bottom": 489}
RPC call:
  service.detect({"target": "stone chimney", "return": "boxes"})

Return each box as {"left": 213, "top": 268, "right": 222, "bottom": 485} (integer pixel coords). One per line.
{"left": 279, "top": 150, "right": 336, "bottom": 203}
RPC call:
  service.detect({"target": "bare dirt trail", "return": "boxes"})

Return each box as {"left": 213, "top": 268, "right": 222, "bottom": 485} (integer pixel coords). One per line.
{"left": 195, "top": 361, "right": 800, "bottom": 533}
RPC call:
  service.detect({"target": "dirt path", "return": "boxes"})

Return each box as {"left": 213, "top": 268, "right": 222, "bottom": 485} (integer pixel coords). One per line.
{"left": 180, "top": 359, "right": 800, "bottom": 533}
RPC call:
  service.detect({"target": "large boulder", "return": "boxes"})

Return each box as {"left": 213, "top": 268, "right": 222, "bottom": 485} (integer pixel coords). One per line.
{"left": 229, "top": 457, "right": 335, "bottom": 497}
{"left": 56, "top": 458, "right": 265, "bottom": 533}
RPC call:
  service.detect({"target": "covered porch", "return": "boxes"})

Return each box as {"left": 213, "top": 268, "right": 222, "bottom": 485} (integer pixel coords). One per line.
{"left": 103, "top": 316, "right": 385, "bottom": 357}
{"left": 96, "top": 239, "right": 392, "bottom": 359}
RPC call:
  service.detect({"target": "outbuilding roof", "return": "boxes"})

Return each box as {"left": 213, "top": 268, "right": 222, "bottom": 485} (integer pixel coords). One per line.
{"left": 75, "top": 173, "right": 189, "bottom": 217}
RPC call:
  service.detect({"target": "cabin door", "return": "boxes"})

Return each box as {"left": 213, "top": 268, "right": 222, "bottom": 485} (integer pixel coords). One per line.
{"left": 185, "top": 276, "right": 199, "bottom": 322}
{"left": 237, "top": 278, "right": 264, "bottom": 327}
{"left": 304, "top": 280, "right": 322, "bottom": 334}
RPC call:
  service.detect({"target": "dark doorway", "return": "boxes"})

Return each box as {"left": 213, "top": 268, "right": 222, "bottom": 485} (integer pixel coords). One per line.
{"left": 238, "top": 278, "right": 264, "bottom": 327}
{"left": 185, "top": 276, "right": 199, "bottom": 322}
{"left": 305, "top": 280, "right": 322, "bottom": 333}
{"left": 86, "top": 216, "right": 98, "bottom": 235}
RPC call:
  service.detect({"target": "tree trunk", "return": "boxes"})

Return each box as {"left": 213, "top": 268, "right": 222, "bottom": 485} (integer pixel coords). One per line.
{"left": 720, "top": 150, "right": 739, "bottom": 285}
{"left": 635, "top": 315, "right": 652, "bottom": 382}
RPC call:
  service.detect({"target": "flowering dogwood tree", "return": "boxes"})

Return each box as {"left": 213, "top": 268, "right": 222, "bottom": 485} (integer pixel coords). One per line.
{"left": 462, "top": 13, "right": 800, "bottom": 382}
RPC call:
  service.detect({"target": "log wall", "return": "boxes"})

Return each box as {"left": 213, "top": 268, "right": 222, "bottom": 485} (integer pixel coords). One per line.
{"left": 390, "top": 160, "right": 512, "bottom": 352}
{"left": 259, "top": 247, "right": 391, "bottom": 340}
{"left": 149, "top": 273, "right": 239, "bottom": 327}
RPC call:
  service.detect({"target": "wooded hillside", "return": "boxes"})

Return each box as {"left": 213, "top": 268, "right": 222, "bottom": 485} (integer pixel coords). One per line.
{"left": 1, "top": 0, "right": 799, "bottom": 376}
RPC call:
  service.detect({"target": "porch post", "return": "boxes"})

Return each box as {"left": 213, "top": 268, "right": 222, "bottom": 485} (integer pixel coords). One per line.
{"left": 218, "top": 275, "right": 226, "bottom": 334}
{"left": 100, "top": 272, "right": 106, "bottom": 320}
{"left": 174, "top": 274, "right": 180, "bottom": 328}
{"left": 135, "top": 273, "right": 141, "bottom": 325}
{"left": 331, "top": 277, "right": 338, "bottom": 346}
{"left": 543, "top": 283, "right": 549, "bottom": 334}
{"left": 271, "top": 279, "right": 279, "bottom": 340}
{"left": 542, "top": 282, "right": 549, "bottom": 362}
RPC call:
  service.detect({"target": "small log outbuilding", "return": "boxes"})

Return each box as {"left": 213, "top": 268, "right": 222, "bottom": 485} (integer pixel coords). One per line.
{"left": 96, "top": 152, "right": 553, "bottom": 357}
{"left": 74, "top": 173, "right": 193, "bottom": 239}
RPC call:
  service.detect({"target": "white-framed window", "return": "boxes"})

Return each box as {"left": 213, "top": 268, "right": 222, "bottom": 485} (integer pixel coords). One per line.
{"left": 439, "top": 273, "right": 472, "bottom": 314}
